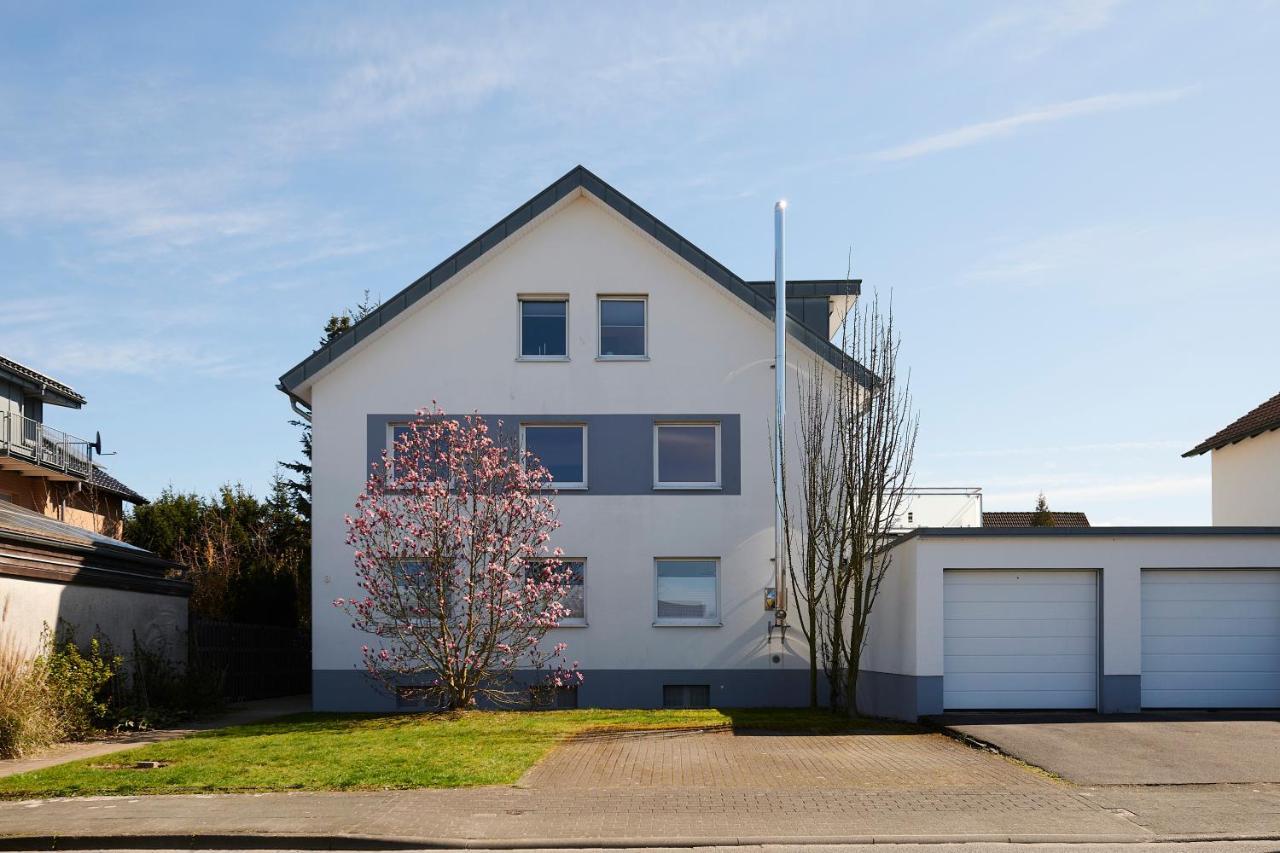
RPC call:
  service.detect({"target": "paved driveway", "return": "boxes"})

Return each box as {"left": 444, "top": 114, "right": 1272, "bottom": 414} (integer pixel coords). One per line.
{"left": 939, "top": 711, "right": 1280, "bottom": 785}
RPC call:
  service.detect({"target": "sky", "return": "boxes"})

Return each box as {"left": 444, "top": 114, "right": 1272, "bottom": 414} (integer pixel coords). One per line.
{"left": 2, "top": 1, "right": 1277, "bottom": 525}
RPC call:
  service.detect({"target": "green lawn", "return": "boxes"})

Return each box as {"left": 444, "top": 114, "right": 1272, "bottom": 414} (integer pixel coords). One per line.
{"left": 0, "top": 708, "right": 904, "bottom": 799}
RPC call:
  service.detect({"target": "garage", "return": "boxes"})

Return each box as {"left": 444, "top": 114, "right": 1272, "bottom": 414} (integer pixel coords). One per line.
{"left": 1141, "top": 569, "right": 1280, "bottom": 708}
{"left": 943, "top": 569, "right": 1098, "bottom": 710}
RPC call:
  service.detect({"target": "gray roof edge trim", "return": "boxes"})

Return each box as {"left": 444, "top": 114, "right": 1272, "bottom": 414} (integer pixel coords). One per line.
{"left": 0, "top": 355, "right": 86, "bottom": 406}
{"left": 888, "top": 525, "right": 1280, "bottom": 547}
{"left": 278, "top": 165, "right": 875, "bottom": 394}
{"left": 745, "top": 280, "right": 863, "bottom": 297}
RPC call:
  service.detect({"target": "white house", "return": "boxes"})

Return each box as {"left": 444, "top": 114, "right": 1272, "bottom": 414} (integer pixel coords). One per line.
{"left": 279, "top": 166, "right": 879, "bottom": 711}
{"left": 279, "top": 167, "right": 1280, "bottom": 717}
{"left": 1183, "top": 391, "right": 1280, "bottom": 525}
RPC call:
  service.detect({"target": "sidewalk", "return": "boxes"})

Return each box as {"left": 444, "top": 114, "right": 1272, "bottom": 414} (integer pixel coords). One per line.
{"left": 0, "top": 786, "right": 1151, "bottom": 847}
{"left": 0, "top": 694, "right": 309, "bottom": 780}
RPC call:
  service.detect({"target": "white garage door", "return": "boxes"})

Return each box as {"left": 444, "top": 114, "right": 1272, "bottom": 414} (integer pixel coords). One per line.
{"left": 1141, "top": 569, "right": 1280, "bottom": 708}
{"left": 944, "top": 570, "right": 1098, "bottom": 710}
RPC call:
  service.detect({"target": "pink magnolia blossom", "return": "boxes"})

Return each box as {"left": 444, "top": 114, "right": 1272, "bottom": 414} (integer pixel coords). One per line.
{"left": 336, "top": 405, "right": 582, "bottom": 709}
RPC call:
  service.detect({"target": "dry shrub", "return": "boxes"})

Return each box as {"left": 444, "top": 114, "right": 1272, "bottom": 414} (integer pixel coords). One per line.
{"left": 0, "top": 596, "right": 58, "bottom": 759}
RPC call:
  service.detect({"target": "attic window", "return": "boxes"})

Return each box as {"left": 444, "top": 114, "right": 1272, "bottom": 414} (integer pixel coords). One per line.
{"left": 520, "top": 298, "right": 568, "bottom": 359}
{"left": 598, "top": 297, "right": 646, "bottom": 358}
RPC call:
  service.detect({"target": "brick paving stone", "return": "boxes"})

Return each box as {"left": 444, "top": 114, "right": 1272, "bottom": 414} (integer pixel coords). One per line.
{"left": 519, "top": 730, "right": 1055, "bottom": 792}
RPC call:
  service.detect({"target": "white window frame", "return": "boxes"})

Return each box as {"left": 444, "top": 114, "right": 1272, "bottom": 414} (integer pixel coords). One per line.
{"left": 517, "top": 295, "right": 570, "bottom": 361}
{"left": 653, "top": 421, "right": 721, "bottom": 490}
{"left": 394, "top": 559, "right": 451, "bottom": 628}
{"left": 386, "top": 423, "right": 408, "bottom": 482}
{"left": 596, "top": 295, "right": 648, "bottom": 360}
{"left": 653, "top": 557, "right": 721, "bottom": 627}
{"left": 520, "top": 423, "right": 588, "bottom": 490}
{"left": 530, "top": 557, "right": 587, "bottom": 627}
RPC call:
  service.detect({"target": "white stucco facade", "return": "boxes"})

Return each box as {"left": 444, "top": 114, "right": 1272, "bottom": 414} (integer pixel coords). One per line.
{"left": 1211, "top": 428, "right": 1280, "bottom": 525}
{"left": 299, "top": 186, "right": 854, "bottom": 709}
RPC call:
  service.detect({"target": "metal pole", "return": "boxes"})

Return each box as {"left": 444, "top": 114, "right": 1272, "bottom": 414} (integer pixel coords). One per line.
{"left": 774, "top": 200, "right": 787, "bottom": 623}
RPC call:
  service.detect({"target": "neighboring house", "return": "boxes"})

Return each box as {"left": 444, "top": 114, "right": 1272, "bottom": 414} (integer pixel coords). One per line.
{"left": 0, "top": 355, "right": 147, "bottom": 538}
{"left": 982, "top": 511, "right": 1090, "bottom": 528}
{"left": 1183, "top": 391, "right": 1280, "bottom": 525}
{"left": 280, "top": 166, "right": 882, "bottom": 711}
{"left": 894, "top": 487, "right": 983, "bottom": 532}
{"left": 0, "top": 355, "right": 188, "bottom": 660}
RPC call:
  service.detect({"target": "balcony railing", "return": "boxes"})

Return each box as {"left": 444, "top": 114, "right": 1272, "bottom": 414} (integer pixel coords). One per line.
{"left": 0, "top": 411, "right": 93, "bottom": 479}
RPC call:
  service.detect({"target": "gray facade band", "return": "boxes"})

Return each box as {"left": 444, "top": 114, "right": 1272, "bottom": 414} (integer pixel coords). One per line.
{"left": 367, "top": 414, "right": 742, "bottom": 496}
{"left": 316, "top": 668, "right": 820, "bottom": 712}
{"left": 1101, "top": 674, "right": 1141, "bottom": 713}
{"left": 855, "top": 671, "right": 943, "bottom": 722}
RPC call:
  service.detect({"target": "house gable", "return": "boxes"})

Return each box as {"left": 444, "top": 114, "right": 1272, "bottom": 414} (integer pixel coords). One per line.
{"left": 278, "top": 165, "right": 869, "bottom": 404}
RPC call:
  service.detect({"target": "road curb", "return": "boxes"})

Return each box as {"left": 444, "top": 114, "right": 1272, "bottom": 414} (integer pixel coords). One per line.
{"left": 5, "top": 832, "right": 1280, "bottom": 850}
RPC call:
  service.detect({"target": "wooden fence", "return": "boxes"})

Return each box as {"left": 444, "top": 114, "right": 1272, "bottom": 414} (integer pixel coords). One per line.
{"left": 189, "top": 619, "right": 309, "bottom": 700}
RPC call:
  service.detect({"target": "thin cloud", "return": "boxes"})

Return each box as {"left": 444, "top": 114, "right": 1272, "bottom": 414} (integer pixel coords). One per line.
{"left": 955, "top": 0, "right": 1122, "bottom": 60}
{"left": 869, "top": 87, "right": 1195, "bottom": 162}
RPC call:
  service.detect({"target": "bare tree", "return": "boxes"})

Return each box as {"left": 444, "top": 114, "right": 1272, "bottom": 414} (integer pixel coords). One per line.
{"left": 778, "top": 292, "right": 917, "bottom": 715}
{"left": 831, "top": 294, "right": 918, "bottom": 715}
{"left": 776, "top": 365, "right": 844, "bottom": 708}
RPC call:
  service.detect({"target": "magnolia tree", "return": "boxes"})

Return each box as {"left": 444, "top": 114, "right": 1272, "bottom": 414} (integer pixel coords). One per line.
{"left": 335, "top": 408, "right": 582, "bottom": 709}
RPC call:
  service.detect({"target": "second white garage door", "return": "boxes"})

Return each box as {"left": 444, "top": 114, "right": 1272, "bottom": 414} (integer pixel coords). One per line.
{"left": 1141, "top": 569, "right": 1280, "bottom": 708}
{"left": 944, "top": 570, "right": 1098, "bottom": 710}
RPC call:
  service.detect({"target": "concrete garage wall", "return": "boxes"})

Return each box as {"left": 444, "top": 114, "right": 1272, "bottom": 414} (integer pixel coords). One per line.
{"left": 1212, "top": 429, "right": 1280, "bottom": 525}
{"left": 858, "top": 537, "right": 943, "bottom": 721}
{"left": 866, "top": 529, "right": 1280, "bottom": 720}
{"left": 0, "top": 575, "right": 188, "bottom": 663}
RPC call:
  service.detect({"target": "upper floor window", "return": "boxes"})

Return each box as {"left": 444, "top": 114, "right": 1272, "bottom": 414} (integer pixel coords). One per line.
{"left": 520, "top": 297, "right": 568, "bottom": 359}
{"left": 653, "top": 422, "right": 720, "bottom": 489}
{"left": 598, "top": 297, "right": 647, "bottom": 358}
{"left": 521, "top": 424, "right": 587, "bottom": 489}
{"left": 387, "top": 424, "right": 450, "bottom": 484}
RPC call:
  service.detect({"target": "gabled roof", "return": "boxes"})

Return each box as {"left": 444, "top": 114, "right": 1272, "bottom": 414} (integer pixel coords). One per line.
{"left": 983, "top": 511, "right": 1090, "bottom": 528}
{"left": 278, "top": 166, "right": 874, "bottom": 400}
{"left": 0, "top": 354, "right": 85, "bottom": 408}
{"left": 1184, "top": 391, "right": 1280, "bottom": 457}
{"left": 91, "top": 465, "right": 148, "bottom": 505}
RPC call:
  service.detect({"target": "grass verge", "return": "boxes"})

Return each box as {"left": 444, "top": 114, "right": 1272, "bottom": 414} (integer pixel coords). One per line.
{"left": 0, "top": 707, "right": 910, "bottom": 798}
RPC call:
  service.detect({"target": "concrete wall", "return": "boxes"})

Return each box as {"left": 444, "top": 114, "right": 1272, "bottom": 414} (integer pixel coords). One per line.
{"left": 1212, "top": 429, "right": 1280, "bottom": 525}
{"left": 308, "top": 191, "right": 839, "bottom": 709}
{"left": 0, "top": 575, "right": 188, "bottom": 663}
{"left": 867, "top": 531, "right": 1280, "bottom": 720}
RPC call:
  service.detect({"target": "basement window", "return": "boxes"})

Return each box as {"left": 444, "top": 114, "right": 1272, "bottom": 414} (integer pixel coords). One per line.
{"left": 662, "top": 684, "right": 710, "bottom": 708}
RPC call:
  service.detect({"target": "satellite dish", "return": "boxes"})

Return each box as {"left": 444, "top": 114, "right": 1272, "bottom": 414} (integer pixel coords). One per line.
{"left": 92, "top": 431, "right": 102, "bottom": 455}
